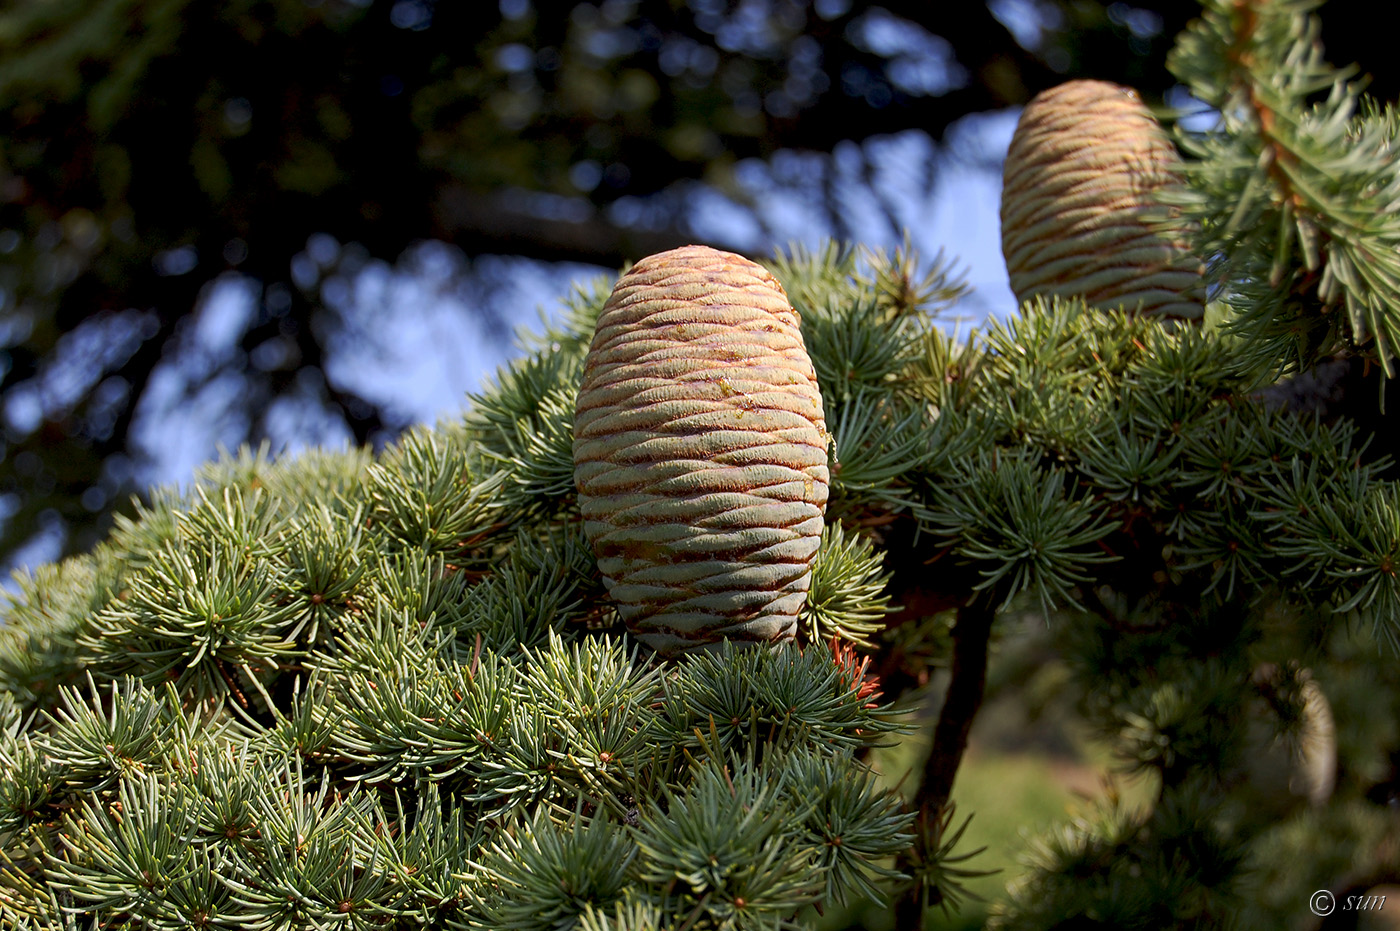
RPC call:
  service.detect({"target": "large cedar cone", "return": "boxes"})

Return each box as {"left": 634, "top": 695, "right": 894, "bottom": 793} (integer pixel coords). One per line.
{"left": 573, "top": 245, "right": 830, "bottom": 655}
{"left": 1001, "top": 79, "right": 1205, "bottom": 318}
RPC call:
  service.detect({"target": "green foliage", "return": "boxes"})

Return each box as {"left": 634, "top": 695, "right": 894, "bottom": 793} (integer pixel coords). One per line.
{"left": 657, "top": 641, "right": 902, "bottom": 761}
{"left": 993, "top": 788, "right": 1249, "bottom": 930}
{"left": 475, "top": 808, "right": 636, "bottom": 930}
{"left": 783, "top": 752, "right": 912, "bottom": 906}
{"left": 523, "top": 275, "right": 618, "bottom": 355}
{"left": 7, "top": 222, "right": 1400, "bottom": 927}
{"left": 42, "top": 677, "right": 188, "bottom": 793}
{"left": 4, "top": 220, "right": 1400, "bottom": 929}
{"left": 0, "top": 557, "right": 110, "bottom": 711}
{"left": 631, "top": 758, "right": 830, "bottom": 927}
{"left": 924, "top": 449, "right": 1117, "bottom": 615}
{"left": 8, "top": 5, "right": 1400, "bottom": 923}
{"left": 465, "top": 352, "right": 585, "bottom": 523}
{"left": 901, "top": 803, "right": 996, "bottom": 921}
{"left": 367, "top": 427, "right": 507, "bottom": 555}
{"left": 1169, "top": 0, "right": 1400, "bottom": 377}
{"left": 0, "top": 384, "right": 915, "bottom": 930}
{"left": 800, "top": 522, "right": 893, "bottom": 647}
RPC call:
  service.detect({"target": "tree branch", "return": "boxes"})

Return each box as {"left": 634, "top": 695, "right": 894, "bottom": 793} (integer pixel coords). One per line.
{"left": 923, "top": 596, "right": 997, "bottom": 810}
{"left": 435, "top": 188, "right": 755, "bottom": 269}
{"left": 896, "top": 592, "right": 997, "bottom": 930}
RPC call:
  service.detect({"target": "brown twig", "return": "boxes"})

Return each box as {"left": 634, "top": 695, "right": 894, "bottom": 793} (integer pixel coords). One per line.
{"left": 215, "top": 658, "right": 250, "bottom": 711}
{"left": 895, "top": 593, "right": 997, "bottom": 929}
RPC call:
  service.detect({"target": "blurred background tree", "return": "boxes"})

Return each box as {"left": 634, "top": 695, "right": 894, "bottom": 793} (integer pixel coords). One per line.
{"left": 0, "top": 0, "right": 1389, "bottom": 570}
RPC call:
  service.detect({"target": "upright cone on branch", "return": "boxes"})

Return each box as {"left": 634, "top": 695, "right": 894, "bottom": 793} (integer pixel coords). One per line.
{"left": 573, "top": 245, "right": 830, "bottom": 656}
{"left": 1001, "top": 79, "right": 1205, "bottom": 318}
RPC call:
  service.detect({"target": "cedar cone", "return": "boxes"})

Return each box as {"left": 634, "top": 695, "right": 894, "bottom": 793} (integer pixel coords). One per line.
{"left": 1001, "top": 79, "right": 1205, "bottom": 318}
{"left": 573, "top": 245, "right": 830, "bottom": 656}
{"left": 1240, "top": 666, "right": 1337, "bottom": 815}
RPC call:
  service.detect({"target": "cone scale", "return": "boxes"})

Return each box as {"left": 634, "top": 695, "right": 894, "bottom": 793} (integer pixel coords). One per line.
{"left": 1001, "top": 79, "right": 1204, "bottom": 318}
{"left": 573, "top": 245, "right": 829, "bottom": 655}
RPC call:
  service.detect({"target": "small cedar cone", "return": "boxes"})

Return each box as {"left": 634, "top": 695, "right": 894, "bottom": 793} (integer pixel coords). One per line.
{"left": 573, "top": 245, "right": 830, "bottom": 655}
{"left": 1240, "top": 666, "right": 1337, "bottom": 815}
{"left": 1000, "top": 79, "right": 1205, "bottom": 318}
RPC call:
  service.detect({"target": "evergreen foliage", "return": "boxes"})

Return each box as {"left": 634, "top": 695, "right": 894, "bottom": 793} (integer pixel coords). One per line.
{"left": 1169, "top": 0, "right": 1400, "bottom": 377}
{"left": 6, "top": 1, "right": 1400, "bottom": 928}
